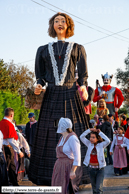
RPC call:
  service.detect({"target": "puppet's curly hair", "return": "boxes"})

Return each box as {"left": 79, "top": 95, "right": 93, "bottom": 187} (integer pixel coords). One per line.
{"left": 48, "top": 12, "right": 74, "bottom": 38}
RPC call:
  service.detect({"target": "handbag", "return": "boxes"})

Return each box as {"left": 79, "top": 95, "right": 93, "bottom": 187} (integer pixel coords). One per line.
{"left": 24, "top": 80, "right": 46, "bottom": 110}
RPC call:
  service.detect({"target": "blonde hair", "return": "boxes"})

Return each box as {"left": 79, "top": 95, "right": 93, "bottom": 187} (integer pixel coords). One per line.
{"left": 98, "top": 99, "right": 107, "bottom": 109}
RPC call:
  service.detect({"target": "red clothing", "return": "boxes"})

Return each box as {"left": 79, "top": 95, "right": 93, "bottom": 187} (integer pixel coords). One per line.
{"left": 93, "top": 85, "right": 124, "bottom": 108}
{"left": 0, "top": 119, "right": 18, "bottom": 140}
{"left": 121, "top": 120, "right": 127, "bottom": 127}
{"left": 125, "top": 126, "right": 129, "bottom": 139}
{"left": 90, "top": 147, "right": 98, "bottom": 164}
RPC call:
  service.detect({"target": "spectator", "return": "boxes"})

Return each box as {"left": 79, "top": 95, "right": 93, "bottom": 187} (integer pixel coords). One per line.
{"left": 0, "top": 108, "right": 24, "bottom": 186}
{"left": 124, "top": 118, "right": 129, "bottom": 132}
{"left": 0, "top": 131, "right": 9, "bottom": 188}
{"left": 108, "top": 114, "right": 119, "bottom": 133}
{"left": 25, "top": 113, "right": 37, "bottom": 152}
{"left": 100, "top": 115, "right": 113, "bottom": 165}
{"left": 121, "top": 115, "right": 127, "bottom": 127}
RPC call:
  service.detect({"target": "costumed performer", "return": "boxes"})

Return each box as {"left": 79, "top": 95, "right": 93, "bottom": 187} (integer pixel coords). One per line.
{"left": 52, "top": 118, "right": 82, "bottom": 194}
{"left": 93, "top": 72, "right": 124, "bottom": 118}
{"left": 29, "top": 12, "right": 90, "bottom": 185}
{"left": 95, "top": 99, "right": 109, "bottom": 118}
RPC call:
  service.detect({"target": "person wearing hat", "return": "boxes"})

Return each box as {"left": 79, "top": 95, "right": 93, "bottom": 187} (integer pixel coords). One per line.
{"left": 51, "top": 117, "right": 82, "bottom": 194}
{"left": 93, "top": 72, "right": 124, "bottom": 117}
{"left": 25, "top": 113, "right": 37, "bottom": 152}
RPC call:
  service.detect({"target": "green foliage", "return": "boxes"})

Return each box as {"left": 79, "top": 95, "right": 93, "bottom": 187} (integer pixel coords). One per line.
{"left": 118, "top": 107, "right": 128, "bottom": 116}
{"left": 115, "top": 49, "right": 129, "bottom": 108}
{"left": 0, "top": 91, "right": 36, "bottom": 124}
{"left": 0, "top": 59, "right": 10, "bottom": 90}
{"left": 0, "top": 59, "right": 37, "bottom": 124}
{"left": 90, "top": 103, "right": 97, "bottom": 119}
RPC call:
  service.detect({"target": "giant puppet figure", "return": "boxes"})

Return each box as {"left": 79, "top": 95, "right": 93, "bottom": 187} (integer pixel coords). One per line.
{"left": 93, "top": 72, "right": 124, "bottom": 116}
{"left": 29, "top": 12, "right": 90, "bottom": 186}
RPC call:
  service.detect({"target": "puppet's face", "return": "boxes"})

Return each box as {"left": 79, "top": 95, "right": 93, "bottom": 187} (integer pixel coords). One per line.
{"left": 103, "top": 78, "right": 110, "bottom": 86}
{"left": 54, "top": 15, "right": 67, "bottom": 38}
{"left": 99, "top": 100, "right": 104, "bottom": 108}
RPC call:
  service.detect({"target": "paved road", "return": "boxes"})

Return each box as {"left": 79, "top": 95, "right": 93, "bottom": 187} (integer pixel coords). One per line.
{"left": 18, "top": 165, "right": 129, "bottom": 194}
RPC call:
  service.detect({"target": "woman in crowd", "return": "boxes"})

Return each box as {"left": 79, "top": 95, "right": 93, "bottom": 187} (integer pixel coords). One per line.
{"left": 52, "top": 117, "right": 82, "bottom": 194}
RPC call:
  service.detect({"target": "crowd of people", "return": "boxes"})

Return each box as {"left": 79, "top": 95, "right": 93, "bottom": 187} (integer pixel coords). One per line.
{"left": 1, "top": 108, "right": 129, "bottom": 194}
{"left": 0, "top": 108, "right": 37, "bottom": 190}
{"left": 1, "top": 12, "right": 129, "bottom": 194}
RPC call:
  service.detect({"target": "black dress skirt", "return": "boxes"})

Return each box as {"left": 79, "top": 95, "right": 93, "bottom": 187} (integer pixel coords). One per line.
{"left": 28, "top": 41, "right": 90, "bottom": 185}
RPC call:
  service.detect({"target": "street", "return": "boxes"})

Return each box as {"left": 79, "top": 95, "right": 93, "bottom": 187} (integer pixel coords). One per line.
{"left": 18, "top": 165, "right": 129, "bottom": 194}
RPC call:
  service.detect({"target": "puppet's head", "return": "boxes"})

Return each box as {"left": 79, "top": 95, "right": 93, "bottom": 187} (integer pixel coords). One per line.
{"left": 48, "top": 12, "right": 74, "bottom": 39}
{"left": 101, "top": 72, "right": 113, "bottom": 86}
{"left": 98, "top": 99, "right": 106, "bottom": 109}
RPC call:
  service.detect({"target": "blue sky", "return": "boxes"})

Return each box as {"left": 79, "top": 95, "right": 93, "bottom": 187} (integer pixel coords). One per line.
{"left": 1, "top": 0, "right": 129, "bottom": 89}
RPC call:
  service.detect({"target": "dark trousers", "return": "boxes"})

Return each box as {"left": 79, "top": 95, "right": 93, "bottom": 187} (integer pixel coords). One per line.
{"left": 107, "top": 144, "right": 113, "bottom": 165}
{"left": 89, "top": 167, "right": 105, "bottom": 194}
{"left": 4, "top": 146, "right": 19, "bottom": 186}
{"left": 114, "top": 167, "right": 123, "bottom": 175}
{"left": 0, "top": 152, "right": 9, "bottom": 186}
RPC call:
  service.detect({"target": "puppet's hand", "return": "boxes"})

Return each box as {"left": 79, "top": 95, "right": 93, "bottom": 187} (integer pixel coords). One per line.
{"left": 80, "top": 86, "right": 88, "bottom": 101}
{"left": 34, "top": 84, "right": 42, "bottom": 95}
{"left": 100, "top": 91, "right": 105, "bottom": 97}
{"left": 115, "top": 107, "right": 118, "bottom": 112}
{"left": 110, "top": 152, "right": 113, "bottom": 155}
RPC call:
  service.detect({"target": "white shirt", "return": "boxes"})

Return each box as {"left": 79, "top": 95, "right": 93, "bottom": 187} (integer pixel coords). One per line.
{"left": 17, "top": 132, "right": 30, "bottom": 155}
{"left": 80, "top": 129, "right": 110, "bottom": 169}
{"left": 0, "top": 131, "right": 3, "bottom": 152}
{"left": 3, "top": 117, "right": 21, "bottom": 154}
{"left": 58, "top": 135, "right": 81, "bottom": 166}
{"left": 110, "top": 135, "right": 129, "bottom": 153}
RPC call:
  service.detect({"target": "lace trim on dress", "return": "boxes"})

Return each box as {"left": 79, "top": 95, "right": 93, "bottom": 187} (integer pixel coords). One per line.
{"left": 48, "top": 42, "right": 74, "bottom": 86}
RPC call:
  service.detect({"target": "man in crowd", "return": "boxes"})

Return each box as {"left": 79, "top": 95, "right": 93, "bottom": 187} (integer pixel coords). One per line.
{"left": 108, "top": 114, "right": 119, "bottom": 133}
{"left": 25, "top": 113, "right": 37, "bottom": 152}
{"left": 0, "top": 107, "right": 24, "bottom": 186}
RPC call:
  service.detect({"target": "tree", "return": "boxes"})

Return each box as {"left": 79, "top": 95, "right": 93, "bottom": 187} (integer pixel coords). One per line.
{"left": 116, "top": 48, "right": 129, "bottom": 111}
{"left": 7, "top": 60, "right": 35, "bottom": 96}
{"left": 0, "top": 59, "right": 10, "bottom": 90}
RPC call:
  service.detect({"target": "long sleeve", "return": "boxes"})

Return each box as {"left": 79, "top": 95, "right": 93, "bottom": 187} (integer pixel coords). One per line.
{"left": 80, "top": 129, "right": 91, "bottom": 147}
{"left": 18, "top": 133, "right": 30, "bottom": 155}
{"left": 110, "top": 136, "right": 116, "bottom": 153}
{"left": 69, "top": 137, "right": 81, "bottom": 166}
{"left": 0, "top": 131, "right": 3, "bottom": 152}
{"left": 35, "top": 46, "right": 46, "bottom": 87}
{"left": 7, "top": 138, "right": 21, "bottom": 154}
{"left": 121, "top": 137, "right": 128, "bottom": 148}
{"left": 114, "top": 88, "right": 124, "bottom": 108}
{"left": 77, "top": 45, "right": 88, "bottom": 86}
{"left": 125, "top": 137, "right": 129, "bottom": 150}
{"left": 93, "top": 88, "right": 102, "bottom": 102}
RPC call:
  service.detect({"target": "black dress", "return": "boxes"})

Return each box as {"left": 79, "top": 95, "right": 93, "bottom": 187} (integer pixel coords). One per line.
{"left": 28, "top": 41, "right": 90, "bottom": 185}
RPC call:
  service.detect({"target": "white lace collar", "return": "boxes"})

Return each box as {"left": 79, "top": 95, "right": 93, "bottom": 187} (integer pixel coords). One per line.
{"left": 48, "top": 42, "right": 74, "bottom": 86}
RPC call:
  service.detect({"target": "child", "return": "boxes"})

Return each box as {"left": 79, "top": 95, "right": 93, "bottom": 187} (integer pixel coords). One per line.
{"left": 80, "top": 128, "right": 110, "bottom": 194}
{"left": 110, "top": 126, "right": 128, "bottom": 176}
